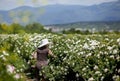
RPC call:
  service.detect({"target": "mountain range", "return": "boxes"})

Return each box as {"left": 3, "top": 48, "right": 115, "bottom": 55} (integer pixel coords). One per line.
{"left": 0, "top": 1, "right": 120, "bottom": 25}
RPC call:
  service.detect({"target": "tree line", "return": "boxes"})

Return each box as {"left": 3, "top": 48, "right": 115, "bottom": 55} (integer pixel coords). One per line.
{"left": 0, "top": 23, "right": 50, "bottom": 34}
{"left": 0, "top": 23, "right": 119, "bottom": 34}
{"left": 62, "top": 28, "right": 120, "bottom": 34}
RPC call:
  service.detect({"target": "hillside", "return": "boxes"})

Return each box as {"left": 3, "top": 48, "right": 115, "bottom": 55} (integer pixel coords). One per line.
{"left": 0, "top": 1, "right": 120, "bottom": 25}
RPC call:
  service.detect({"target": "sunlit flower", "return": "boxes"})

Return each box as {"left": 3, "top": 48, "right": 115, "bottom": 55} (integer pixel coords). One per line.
{"left": 105, "top": 38, "right": 109, "bottom": 41}
{"left": 50, "top": 65, "right": 53, "bottom": 70}
{"left": 76, "top": 73, "right": 79, "bottom": 77}
{"left": 14, "top": 74, "right": 20, "bottom": 79}
{"left": 90, "top": 40, "right": 100, "bottom": 46}
{"left": 116, "top": 56, "right": 120, "bottom": 60}
{"left": 82, "top": 68, "right": 86, "bottom": 71}
{"left": 64, "top": 51, "right": 68, "bottom": 53}
{"left": 3, "top": 57, "right": 7, "bottom": 61}
{"left": 113, "top": 49, "right": 118, "bottom": 54}
{"left": 112, "top": 75, "right": 119, "bottom": 80}
{"left": 80, "top": 52, "right": 84, "bottom": 55}
{"left": 83, "top": 43, "right": 89, "bottom": 49}
{"left": 101, "top": 76, "right": 104, "bottom": 81}
{"left": 61, "top": 67, "right": 64, "bottom": 70}
{"left": 117, "top": 38, "right": 120, "bottom": 43}
{"left": 94, "top": 65, "right": 98, "bottom": 70}
{"left": 88, "top": 77, "right": 94, "bottom": 81}
{"left": 107, "top": 46, "right": 113, "bottom": 50}
{"left": 77, "top": 52, "right": 81, "bottom": 55}
{"left": 95, "top": 71, "right": 100, "bottom": 74}
{"left": 97, "top": 54, "right": 100, "bottom": 58}
{"left": 104, "top": 68, "right": 108, "bottom": 72}
{"left": 3, "top": 51, "right": 9, "bottom": 56}
{"left": 86, "top": 53, "right": 92, "bottom": 57}
{"left": 110, "top": 55, "right": 114, "bottom": 59}
{"left": 7, "top": 65, "right": 15, "bottom": 73}
{"left": 17, "top": 50, "right": 20, "bottom": 53}
{"left": 63, "top": 57, "right": 67, "bottom": 61}
{"left": 0, "top": 55, "right": 4, "bottom": 58}
{"left": 72, "top": 63, "right": 75, "bottom": 66}
{"left": 118, "top": 69, "right": 120, "bottom": 73}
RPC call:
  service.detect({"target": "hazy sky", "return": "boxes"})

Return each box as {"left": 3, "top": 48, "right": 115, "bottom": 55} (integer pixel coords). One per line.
{"left": 0, "top": 0, "right": 118, "bottom": 10}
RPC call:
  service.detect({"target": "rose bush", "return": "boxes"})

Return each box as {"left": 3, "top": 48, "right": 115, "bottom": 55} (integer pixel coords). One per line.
{"left": 0, "top": 33, "right": 120, "bottom": 81}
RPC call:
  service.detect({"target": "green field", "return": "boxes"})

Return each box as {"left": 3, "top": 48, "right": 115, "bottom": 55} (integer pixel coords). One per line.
{"left": 0, "top": 33, "right": 120, "bottom": 81}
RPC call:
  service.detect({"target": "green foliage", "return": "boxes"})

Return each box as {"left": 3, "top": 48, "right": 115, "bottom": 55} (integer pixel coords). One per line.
{"left": 0, "top": 23, "right": 50, "bottom": 34}
{"left": 0, "top": 33, "right": 120, "bottom": 81}
{"left": 25, "top": 23, "right": 45, "bottom": 33}
{"left": 10, "top": 23, "right": 25, "bottom": 34}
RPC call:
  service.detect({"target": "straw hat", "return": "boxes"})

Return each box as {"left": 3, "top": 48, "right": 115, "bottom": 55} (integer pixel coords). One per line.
{"left": 38, "top": 39, "right": 50, "bottom": 48}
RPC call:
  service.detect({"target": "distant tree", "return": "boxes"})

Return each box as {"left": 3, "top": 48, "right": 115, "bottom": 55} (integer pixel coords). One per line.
{"left": 76, "top": 30, "right": 82, "bottom": 34}
{"left": 69, "top": 28, "right": 75, "bottom": 33}
{"left": 0, "top": 23, "right": 52, "bottom": 34}
{"left": 0, "top": 23, "right": 25, "bottom": 34}
{"left": 62, "top": 29, "right": 66, "bottom": 34}
{"left": 0, "top": 23, "right": 9, "bottom": 34}
{"left": 0, "top": 24, "right": 2, "bottom": 33}
{"left": 99, "top": 29, "right": 108, "bottom": 34}
{"left": 84, "top": 30, "right": 91, "bottom": 34}
{"left": 49, "top": 28, "right": 52, "bottom": 32}
{"left": 113, "top": 30, "right": 120, "bottom": 34}
{"left": 10, "top": 23, "right": 25, "bottom": 34}
{"left": 25, "top": 23, "right": 49, "bottom": 33}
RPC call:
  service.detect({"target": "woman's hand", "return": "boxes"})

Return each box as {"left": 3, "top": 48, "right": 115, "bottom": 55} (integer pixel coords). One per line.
{"left": 32, "top": 51, "right": 37, "bottom": 59}
{"left": 49, "top": 50, "right": 57, "bottom": 58}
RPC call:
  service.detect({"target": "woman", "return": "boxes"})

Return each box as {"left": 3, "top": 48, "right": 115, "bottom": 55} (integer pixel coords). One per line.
{"left": 34, "top": 39, "right": 56, "bottom": 81}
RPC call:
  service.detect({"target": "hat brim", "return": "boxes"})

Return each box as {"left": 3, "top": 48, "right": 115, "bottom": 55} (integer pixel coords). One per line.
{"left": 38, "top": 42, "right": 51, "bottom": 48}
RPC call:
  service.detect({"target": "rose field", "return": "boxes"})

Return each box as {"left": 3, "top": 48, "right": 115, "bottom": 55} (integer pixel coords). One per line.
{"left": 0, "top": 33, "right": 120, "bottom": 81}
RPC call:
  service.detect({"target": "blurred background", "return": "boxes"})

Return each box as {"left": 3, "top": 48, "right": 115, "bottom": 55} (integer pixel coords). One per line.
{"left": 0, "top": 0, "right": 120, "bottom": 34}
